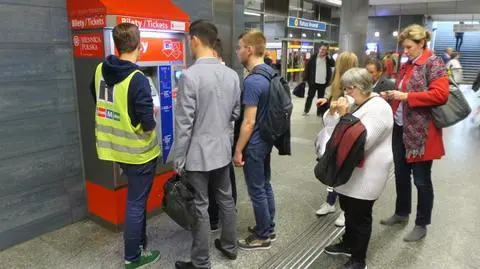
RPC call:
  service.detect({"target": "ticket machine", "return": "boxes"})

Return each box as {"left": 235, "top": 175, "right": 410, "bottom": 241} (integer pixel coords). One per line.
{"left": 67, "top": 0, "right": 189, "bottom": 231}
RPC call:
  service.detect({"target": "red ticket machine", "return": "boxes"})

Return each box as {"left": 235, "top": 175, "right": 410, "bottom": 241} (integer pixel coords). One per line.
{"left": 67, "top": 0, "right": 189, "bottom": 231}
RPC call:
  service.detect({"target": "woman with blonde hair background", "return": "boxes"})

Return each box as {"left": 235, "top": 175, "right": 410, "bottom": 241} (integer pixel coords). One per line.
{"left": 314, "top": 51, "right": 359, "bottom": 227}
{"left": 380, "top": 24, "right": 449, "bottom": 242}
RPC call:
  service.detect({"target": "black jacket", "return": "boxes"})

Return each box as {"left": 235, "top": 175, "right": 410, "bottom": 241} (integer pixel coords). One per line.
{"left": 373, "top": 75, "right": 396, "bottom": 94}
{"left": 304, "top": 54, "right": 335, "bottom": 86}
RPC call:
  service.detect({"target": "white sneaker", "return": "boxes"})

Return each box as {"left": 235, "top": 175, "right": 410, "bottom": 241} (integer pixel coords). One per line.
{"left": 315, "top": 203, "right": 336, "bottom": 216}
{"left": 335, "top": 211, "right": 345, "bottom": 227}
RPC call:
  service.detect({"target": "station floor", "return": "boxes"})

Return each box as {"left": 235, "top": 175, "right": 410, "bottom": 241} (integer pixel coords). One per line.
{"left": 1, "top": 86, "right": 480, "bottom": 269}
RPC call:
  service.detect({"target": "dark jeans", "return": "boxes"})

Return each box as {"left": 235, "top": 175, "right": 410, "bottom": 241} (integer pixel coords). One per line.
{"left": 339, "top": 194, "right": 375, "bottom": 264}
{"left": 120, "top": 158, "right": 158, "bottom": 262}
{"left": 456, "top": 35, "right": 463, "bottom": 51}
{"left": 305, "top": 83, "right": 328, "bottom": 116}
{"left": 244, "top": 141, "right": 275, "bottom": 239}
{"left": 393, "top": 124, "right": 434, "bottom": 226}
{"left": 208, "top": 162, "right": 237, "bottom": 226}
{"left": 326, "top": 188, "right": 338, "bottom": 206}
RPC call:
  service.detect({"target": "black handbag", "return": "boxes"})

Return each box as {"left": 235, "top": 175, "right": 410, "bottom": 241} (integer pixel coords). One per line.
{"left": 162, "top": 174, "right": 197, "bottom": 230}
{"left": 293, "top": 82, "right": 306, "bottom": 98}
{"left": 431, "top": 79, "right": 471, "bottom": 128}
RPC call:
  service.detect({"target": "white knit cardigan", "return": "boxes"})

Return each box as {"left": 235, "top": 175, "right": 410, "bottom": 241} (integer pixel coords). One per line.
{"left": 321, "top": 96, "right": 395, "bottom": 201}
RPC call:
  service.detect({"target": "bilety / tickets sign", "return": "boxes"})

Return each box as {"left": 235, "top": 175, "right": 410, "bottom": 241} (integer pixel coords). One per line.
{"left": 72, "top": 33, "right": 104, "bottom": 58}
{"left": 116, "top": 16, "right": 186, "bottom": 32}
{"left": 71, "top": 15, "right": 106, "bottom": 29}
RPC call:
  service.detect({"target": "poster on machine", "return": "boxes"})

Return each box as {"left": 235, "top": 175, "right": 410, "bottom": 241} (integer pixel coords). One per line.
{"left": 159, "top": 65, "right": 174, "bottom": 163}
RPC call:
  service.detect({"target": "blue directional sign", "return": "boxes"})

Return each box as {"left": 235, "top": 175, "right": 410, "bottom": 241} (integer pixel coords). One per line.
{"left": 287, "top": 17, "right": 327, "bottom": 32}
{"left": 159, "top": 65, "right": 173, "bottom": 163}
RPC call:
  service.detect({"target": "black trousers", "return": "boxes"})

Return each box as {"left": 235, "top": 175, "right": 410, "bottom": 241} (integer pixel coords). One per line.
{"left": 393, "top": 124, "right": 434, "bottom": 226}
{"left": 305, "top": 83, "right": 328, "bottom": 116}
{"left": 208, "top": 162, "right": 237, "bottom": 225}
{"left": 339, "top": 194, "right": 375, "bottom": 264}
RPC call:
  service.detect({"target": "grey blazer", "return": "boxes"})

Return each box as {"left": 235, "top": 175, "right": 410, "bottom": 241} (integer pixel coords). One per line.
{"left": 174, "top": 58, "right": 241, "bottom": 172}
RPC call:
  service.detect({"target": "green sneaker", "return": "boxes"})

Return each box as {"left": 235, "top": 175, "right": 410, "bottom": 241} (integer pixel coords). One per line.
{"left": 124, "top": 250, "right": 161, "bottom": 269}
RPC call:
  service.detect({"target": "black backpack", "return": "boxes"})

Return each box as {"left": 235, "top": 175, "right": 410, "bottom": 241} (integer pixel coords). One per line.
{"left": 251, "top": 67, "right": 293, "bottom": 145}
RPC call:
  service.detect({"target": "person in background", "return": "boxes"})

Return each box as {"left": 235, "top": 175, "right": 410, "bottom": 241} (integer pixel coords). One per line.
{"left": 90, "top": 23, "right": 161, "bottom": 269}
{"left": 446, "top": 52, "right": 463, "bottom": 84}
{"left": 323, "top": 68, "right": 394, "bottom": 269}
{"left": 174, "top": 20, "right": 241, "bottom": 269}
{"left": 264, "top": 51, "right": 273, "bottom": 67}
{"left": 380, "top": 24, "right": 449, "bottom": 242}
{"left": 208, "top": 38, "right": 238, "bottom": 233}
{"left": 234, "top": 30, "right": 277, "bottom": 250}
{"left": 441, "top": 48, "right": 453, "bottom": 64}
{"left": 303, "top": 44, "right": 335, "bottom": 117}
{"left": 455, "top": 22, "right": 465, "bottom": 51}
{"left": 315, "top": 51, "right": 359, "bottom": 228}
{"left": 383, "top": 52, "right": 395, "bottom": 78}
{"left": 365, "top": 58, "right": 396, "bottom": 94}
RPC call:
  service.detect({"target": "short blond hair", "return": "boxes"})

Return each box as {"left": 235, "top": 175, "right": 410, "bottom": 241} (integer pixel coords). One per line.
{"left": 240, "top": 30, "right": 266, "bottom": 57}
{"left": 398, "top": 24, "right": 432, "bottom": 48}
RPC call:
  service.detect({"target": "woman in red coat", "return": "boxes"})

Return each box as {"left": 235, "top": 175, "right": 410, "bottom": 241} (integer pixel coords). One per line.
{"left": 380, "top": 24, "right": 449, "bottom": 242}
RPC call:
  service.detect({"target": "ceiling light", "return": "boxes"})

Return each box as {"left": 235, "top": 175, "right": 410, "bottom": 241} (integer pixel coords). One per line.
{"left": 302, "top": 33, "right": 307, "bottom": 38}
{"left": 288, "top": 33, "right": 293, "bottom": 38}
{"left": 374, "top": 31, "right": 380, "bottom": 37}
{"left": 244, "top": 11, "right": 261, "bottom": 17}
{"left": 326, "top": 0, "right": 342, "bottom": 6}
{"left": 317, "top": 33, "right": 322, "bottom": 37}
{"left": 393, "top": 31, "right": 398, "bottom": 37}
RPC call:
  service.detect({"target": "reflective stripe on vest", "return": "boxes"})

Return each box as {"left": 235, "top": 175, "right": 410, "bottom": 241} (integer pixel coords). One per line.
{"left": 97, "top": 139, "right": 159, "bottom": 155}
{"left": 94, "top": 63, "right": 160, "bottom": 164}
{"left": 96, "top": 124, "right": 151, "bottom": 140}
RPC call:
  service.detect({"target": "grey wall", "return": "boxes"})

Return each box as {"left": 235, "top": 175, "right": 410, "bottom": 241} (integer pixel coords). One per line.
{"left": 366, "top": 15, "right": 424, "bottom": 53}
{"left": 172, "top": 0, "right": 244, "bottom": 78}
{"left": 0, "top": 0, "right": 86, "bottom": 250}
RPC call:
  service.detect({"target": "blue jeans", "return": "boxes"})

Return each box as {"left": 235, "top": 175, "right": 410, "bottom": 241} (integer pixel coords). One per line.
{"left": 243, "top": 141, "right": 275, "bottom": 239}
{"left": 393, "top": 124, "right": 434, "bottom": 226}
{"left": 120, "top": 158, "right": 157, "bottom": 262}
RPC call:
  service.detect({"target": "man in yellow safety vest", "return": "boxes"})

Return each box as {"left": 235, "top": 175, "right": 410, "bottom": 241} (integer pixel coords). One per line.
{"left": 90, "top": 23, "right": 161, "bottom": 269}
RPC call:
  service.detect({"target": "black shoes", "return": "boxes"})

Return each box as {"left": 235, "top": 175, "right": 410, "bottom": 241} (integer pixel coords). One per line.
{"left": 247, "top": 226, "right": 277, "bottom": 242}
{"left": 342, "top": 259, "right": 367, "bottom": 269}
{"left": 175, "top": 261, "right": 199, "bottom": 269}
{"left": 210, "top": 222, "right": 219, "bottom": 232}
{"left": 325, "top": 240, "right": 352, "bottom": 257}
{"left": 214, "top": 239, "right": 237, "bottom": 260}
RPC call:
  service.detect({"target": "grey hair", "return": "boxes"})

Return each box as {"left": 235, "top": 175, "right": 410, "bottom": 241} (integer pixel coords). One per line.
{"left": 340, "top": 67, "right": 373, "bottom": 95}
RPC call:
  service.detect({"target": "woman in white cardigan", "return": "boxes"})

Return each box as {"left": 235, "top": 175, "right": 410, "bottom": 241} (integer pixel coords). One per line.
{"left": 322, "top": 68, "right": 394, "bottom": 269}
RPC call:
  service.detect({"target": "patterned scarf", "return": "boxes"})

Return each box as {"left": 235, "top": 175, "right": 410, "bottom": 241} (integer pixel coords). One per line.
{"left": 402, "top": 55, "right": 447, "bottom": 158}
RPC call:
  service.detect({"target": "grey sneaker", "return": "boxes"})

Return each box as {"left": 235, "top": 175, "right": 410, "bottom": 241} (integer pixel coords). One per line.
{"left": 247, "top": 226, "right": 277, "bottom": 242}
{"left": 238, "top": 234, "right": 272, "bottom": 250}
{"left": 404, "top": 225, "right": 427, "bottom": 242}
{"left": 380, "top": 214, "right": 409, "bottom": 226}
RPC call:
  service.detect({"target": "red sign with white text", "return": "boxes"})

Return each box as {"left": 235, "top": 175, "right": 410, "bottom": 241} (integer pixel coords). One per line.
{"left": 116, "top": 16, "right": 186, "bottom": 32}
{"left": 73, "top": 33, "right": 104, "bottom": 58}
{"left": 114, "top": 37, "right": 184, "bottom": 62}
{"left": 71, "top": 15, "right": 106, "bottom": 29}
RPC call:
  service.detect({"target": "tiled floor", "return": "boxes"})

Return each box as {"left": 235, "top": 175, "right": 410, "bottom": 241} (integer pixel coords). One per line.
{"left": 1, "top": 87, "right": 479, "bottom": 269}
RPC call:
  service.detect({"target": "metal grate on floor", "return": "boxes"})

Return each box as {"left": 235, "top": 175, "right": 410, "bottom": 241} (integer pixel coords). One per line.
{"left": 259, "top": 213, "right": 344, "bottom": 269}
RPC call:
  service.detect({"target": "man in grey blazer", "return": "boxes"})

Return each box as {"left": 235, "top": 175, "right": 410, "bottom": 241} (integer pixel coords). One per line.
{"left": 174, "top": 20, "right": 241, "bottom": 269}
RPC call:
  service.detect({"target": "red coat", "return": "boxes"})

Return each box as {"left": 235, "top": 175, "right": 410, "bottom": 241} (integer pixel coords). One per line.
{"left": 392, "top": 49, "right": 449, "bottom": 163}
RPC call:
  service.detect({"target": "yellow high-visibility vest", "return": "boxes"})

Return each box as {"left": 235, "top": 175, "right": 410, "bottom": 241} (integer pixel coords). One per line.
{"left": 94, "top": 63, "right": 160, "bottom": 164}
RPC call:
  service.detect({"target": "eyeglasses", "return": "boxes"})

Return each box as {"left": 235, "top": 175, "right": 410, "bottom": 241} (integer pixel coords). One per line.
{"left": 343, "top": 85, "right": 357, "bottom": 93}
